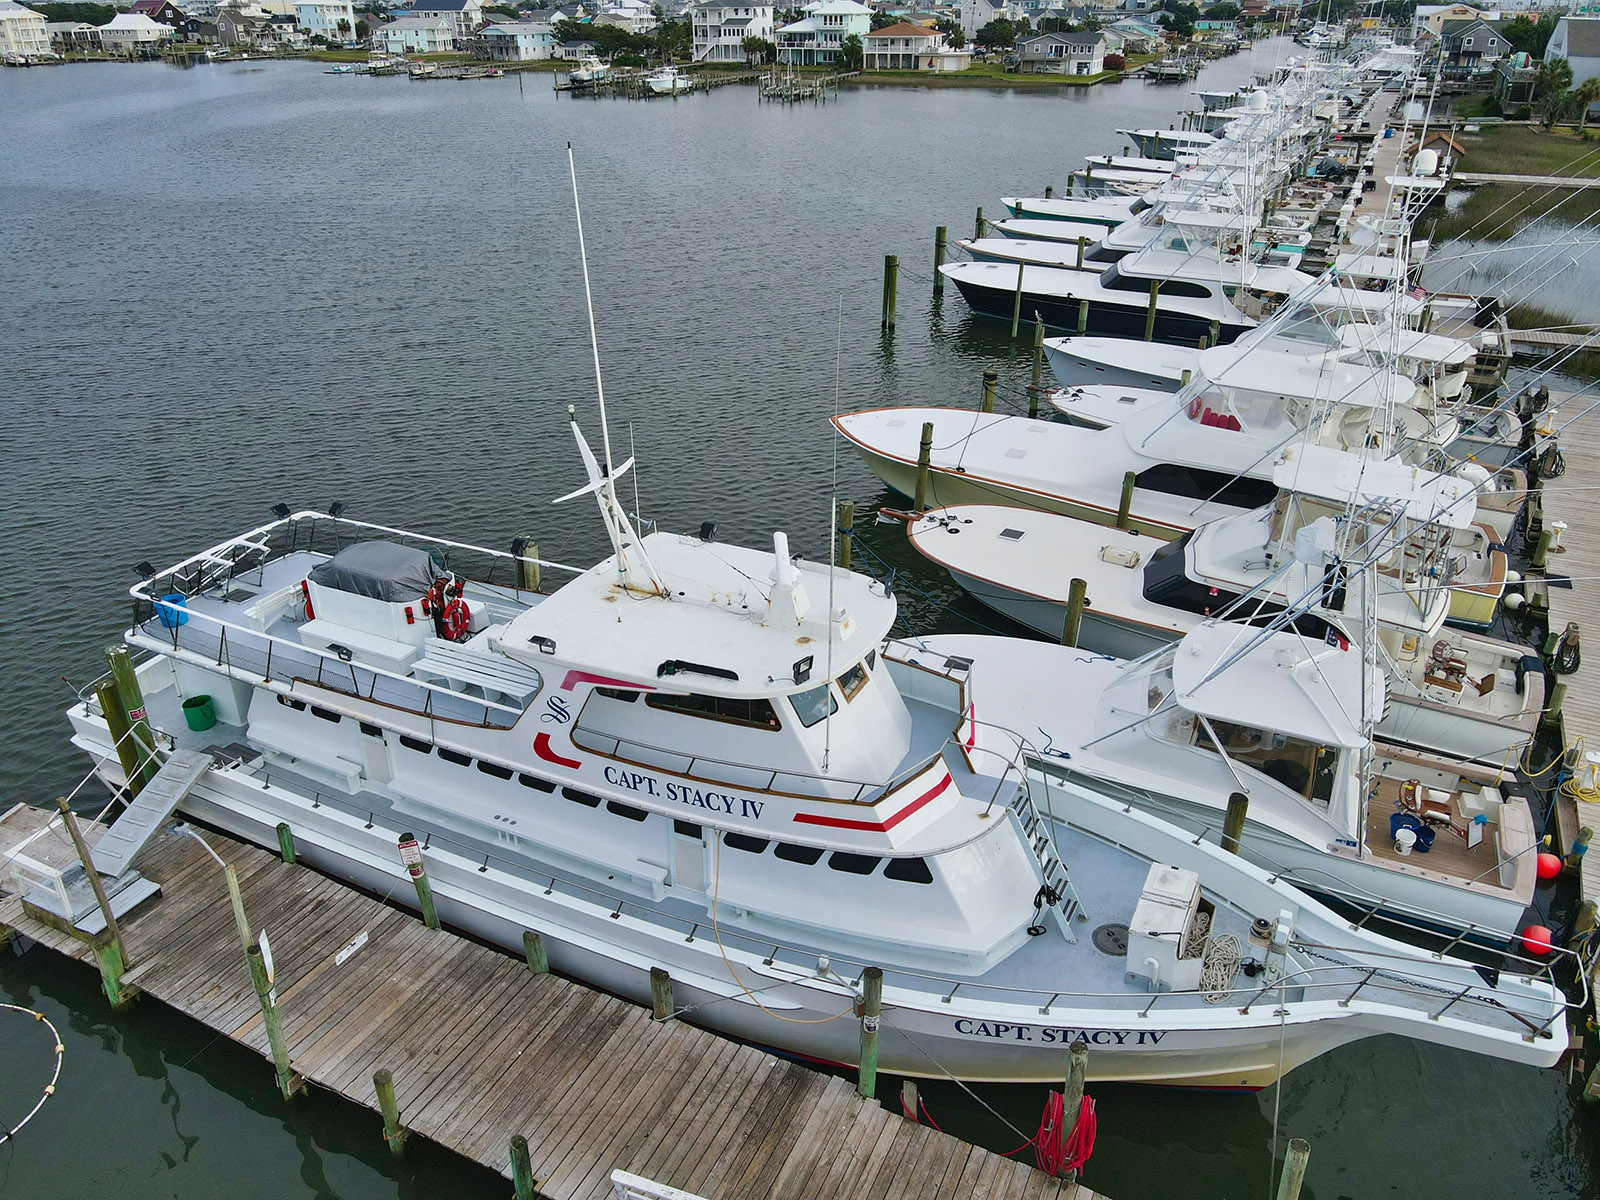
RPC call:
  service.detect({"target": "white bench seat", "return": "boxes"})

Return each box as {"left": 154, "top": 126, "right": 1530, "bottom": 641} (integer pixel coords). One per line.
{"left": 299, "top": 619, "right": 423, "bottom": 675}
{"left": 412, "top": 641, "right": 545, "bottom": 705}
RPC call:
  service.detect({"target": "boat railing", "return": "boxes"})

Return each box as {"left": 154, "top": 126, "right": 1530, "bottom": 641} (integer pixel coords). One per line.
{"left": 129, "top": 588, "right": 527, "bottom": 731}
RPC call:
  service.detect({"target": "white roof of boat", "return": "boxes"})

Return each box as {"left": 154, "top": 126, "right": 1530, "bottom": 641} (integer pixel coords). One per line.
{"left": 1332, "top": 251, "right": 1407, "bottom": 283}
{"left": 1271, "top": 443, "right": 1477, "bottom": 528}
{"left": 1337, "top": 322, "right": 1476, "bottom": 365}
{"left": 1308, "top": 284, "right": 1425, "bottom": 318}
{"left": 498, "top": 530, "right": 893, "bottom": 698}
{"left": 1194, "top": 342, "right": 1404, "bottom": 407}
{"left": 1171, "top": 621, "right": 1370, "bottom": 749}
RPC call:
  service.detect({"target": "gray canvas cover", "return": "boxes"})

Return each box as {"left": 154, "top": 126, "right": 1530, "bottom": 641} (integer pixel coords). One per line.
{"left": 308, "top": 541, "right": 436, "bottom": 602}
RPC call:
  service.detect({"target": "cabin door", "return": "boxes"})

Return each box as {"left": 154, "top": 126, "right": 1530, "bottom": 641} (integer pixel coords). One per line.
{"left": 672, "top": 821, "right": 706, "bottom": 891}
{"left": 361, "top": 722, "right": 393, "bottom": 785}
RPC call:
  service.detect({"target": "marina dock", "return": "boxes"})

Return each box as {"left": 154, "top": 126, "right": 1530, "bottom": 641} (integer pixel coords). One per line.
{"left": 0, "top": 804, "right": 1101, "bottom": 1200}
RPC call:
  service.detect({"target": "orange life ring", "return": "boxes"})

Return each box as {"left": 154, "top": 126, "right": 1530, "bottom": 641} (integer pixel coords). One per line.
{"left": 441, "top": 597, "right": 471, "bottom": 642}
{"left": 1187, "top": 394, "right": 1202, "bottom": 419}
{"left": 301, "top": 580, "right": 314, "bottom": 621}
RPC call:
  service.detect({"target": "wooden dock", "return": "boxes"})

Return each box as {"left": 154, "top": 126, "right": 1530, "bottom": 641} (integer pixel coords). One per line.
{"left": 0, "top": 804, "right": 1101, "bottom": 1200}
{"left": 1508, "top": 328, "right": 1598, "bottom": 352}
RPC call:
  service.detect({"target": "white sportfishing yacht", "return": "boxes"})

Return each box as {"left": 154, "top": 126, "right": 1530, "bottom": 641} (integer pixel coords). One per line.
{"left": 568, "top": 54, "right": 609, "bottom": 84}
{"left": 905, "top": 451, "right": 1541, "bottom": 763}
{"left": 913, "top": 623, "right": 1541, "bottom": 938}
{"left": 56, "top": 422, "right": 1568, "bottom": 1087}
{"left": 646, "top": 64, "right": 690, "bottom": 94}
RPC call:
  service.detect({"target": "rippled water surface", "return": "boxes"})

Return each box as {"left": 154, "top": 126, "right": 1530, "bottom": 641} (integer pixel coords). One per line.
{"left": 2, "top": 47, "right": 1595, "bottom": 1200}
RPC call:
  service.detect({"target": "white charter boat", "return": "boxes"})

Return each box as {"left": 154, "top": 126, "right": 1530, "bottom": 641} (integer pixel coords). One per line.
{"left": 568, "top": 54, "right": 609, "bottom": 84}
{"left": 646, "top": 64, "right": 691, "bottom": 94}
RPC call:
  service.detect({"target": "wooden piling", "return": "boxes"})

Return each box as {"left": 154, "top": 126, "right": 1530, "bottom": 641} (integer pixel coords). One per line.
{"left": 510, "top": 1133, "right": 536, "bottom": 1200}
{"left": 248, "top": 943, "right": 300, "bottom": 1099}
{"left": 275, "top": 822, "right": 296, "bottom": 865}
{"left": 522, "top": 929, "right": 549, "bottom": 975}
{"left": 1058, "top": 1041, "right": 1088, "bottom": 1178}
{"left": 650, "top": 966, "right": 675, "bottom": 1021}
{"left": 1143, "top": 280, "right": 1160, "bottom": 341}
{"left": 901, "top": 1079, "right": 919, "bottom": 1123}
{"left": 933, "top": 225, "right": 947, "bottom": 293}
{"left": 90, "top": 936, "right": 135, "bottom": 1009}
{"left": 837, "top": 500, "right": 855, "bottom": 570}
{"left": 95, "top": 681, "right": 141, "bottom": 804}
{"left": 1044, "top": 184, "right": 1054, "bottom": 199}
{"left": 982, "top": 371, "right": 998, "bottom": 413}
{"left": 858, "top": 966, "right": 883, "bottom": 1098}
{"left": 1569, "top": 826, "right": 1593, "bottom": 873}
{"left": 914, "top": 422, "right": 934, "bottom": 514}
{"left": 1542, "top": 681, "right": 1568, "bottom": 734}
{"left": 1010, "top": 261, "right": 1025, "bottom": 338}
{"left": 974, "top": 206, "right": 986, "bottom": 239}
{"left": 1275, "top": 1138, "right": 1310, "bottom": 1200}
{"left": 1533, "top": 528, "right": 1555, "bottom": 570}
{"left": 1077, "top": 298, "right": 1089, "bottom": 334}
{"left": 1076, "top": 235, "right": 1087, "bottom": 269}
{"left": 106, "top": 645, "right": 158, "bottom": 792}
{"left": 57, "top": 798, "right": 128, "bottom": 970}
{"left": 374, "top": 1067, "right": 407, "bottom": 1156}
{"left": 1115, "top": 470, "right": 1136, "bottom": 530}
{"left": 1031, "top": 319, "right": 1046, "bottom": 399}
{"left": 398, "top": 833, "right": 439, "bottom": 931}
{"left": 881, "top": 254, "right": 898, "bottom": 330}
{"left": 512, "top": 536, "right": 541, "bottom": 593}
{"left": 1208, "top": 319, "right": 1220, "bottom": 345}
{"left": 1063, "top": 579, "right": 1088, "bottom": 648}
{"left": 1222, "top": 792, "right": 1249, "bottom": 854}
{"left": 225, "top": 863, "right": 252, "bottom": 960}
{"left": 1181, "top": 368, "right": 1192, "bottom": 389}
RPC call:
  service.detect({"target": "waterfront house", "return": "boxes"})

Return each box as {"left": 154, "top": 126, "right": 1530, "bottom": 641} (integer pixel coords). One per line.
{"left": 295, "top": 0, "right": 355, "bottom": 40}
{"left": 375, "top": 13, "right": 455, "bottom": 49}
{"left": 776, "top": 0, "right": 870, "bottom": 65}
{"left": 128, "top": 0, "right": 189, "bottom": 26}
{"left": 597, "top": 0, "right": 655, "bottom": 33}
{"left": 45, "top": 18, "right": 96, "bottom": 48}
{"left": 1411, "top": 3, "right": 1498, "bottom": 42}
{"left": 1492, "top": 50, "right": 1536, "bottom": 105}
{"left": 476, "top": 17, "right": 555, "bottom": 56}
{"left": 97, "top": 11, "right": 175, "bottom": 50}
{"left": 553, "top": 36, "right": 597, "bottom": 57}
{"left": 0, "top": 0, "right": 49, "bottom": 58}
{"left": 1108, "top": 16, "right": 1159, "bottom": 52}
{"left": 691, "top": 1, "right": 773, "bottom": 63}
{"left": 862, "top": 20, "right": 969, "bottom": 68}
{"left": 214, "top": 6, "right": 260, "bottom": 44}
{"left": 407, "top": 0, "right": 483, "bottom": 45}
{"left": 1014, "top": 29, "right": 1106, "bottom": 74}
{"left": 1439, "top": 17, "right": 1506, "bottom": 74}
{"left": 1548, "top": 17, "right": 1600, "bottom": 100}
{"left": 959, "top": 0, "right": 1015, "bottom": 37}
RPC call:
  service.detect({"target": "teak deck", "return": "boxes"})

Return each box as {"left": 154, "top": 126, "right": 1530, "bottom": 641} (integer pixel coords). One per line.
{"left": 0, "top": 808, "right": 1099, "bottom": 1200}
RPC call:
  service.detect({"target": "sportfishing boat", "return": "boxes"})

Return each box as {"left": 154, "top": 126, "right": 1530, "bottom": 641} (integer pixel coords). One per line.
{"left": 904, "top": 454, "right": 1540, "bottom": 764}
{"left": 1000, "top": 194, "right": 1145, "bottom": 228}
{"left": 1118, "top": 127, "right": 1217, "bottom": 160}
{"left": 568, "top": 54, "right": 609, "bottom": 85}
{"left": 912, "top": 623, "right": 1542, "bottom": 939}
{"left": 646, "top": 64, "right": 691, "bottom": 94}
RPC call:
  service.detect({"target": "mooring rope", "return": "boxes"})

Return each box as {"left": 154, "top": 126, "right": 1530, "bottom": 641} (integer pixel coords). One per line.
{"left": 0, "top": 1004, "right": 64, "bottom": 1146}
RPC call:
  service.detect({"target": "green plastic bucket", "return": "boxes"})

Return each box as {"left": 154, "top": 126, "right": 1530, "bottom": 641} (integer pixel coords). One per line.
{"left": 182, "top": 695, "right": 217, "bottom": 732}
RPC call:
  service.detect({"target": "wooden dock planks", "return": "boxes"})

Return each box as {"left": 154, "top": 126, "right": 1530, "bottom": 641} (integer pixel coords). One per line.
{"left": 0, "top": 811, "right": 1092, "bottom": 1200}
{"left": 1532, "top": 399, "right": 1600, "bottom": 909}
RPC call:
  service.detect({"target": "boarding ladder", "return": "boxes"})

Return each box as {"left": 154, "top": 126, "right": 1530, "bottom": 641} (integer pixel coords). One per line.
{"left": 1011, "top": 781, "right": 1087, "bottom": 943}
{"left": 92, "top": 749, "right": 213, "bottom": 878}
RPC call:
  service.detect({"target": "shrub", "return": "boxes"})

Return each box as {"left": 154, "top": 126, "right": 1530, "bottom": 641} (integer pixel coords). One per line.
{"left": 1104, "top": 52, "right": 1125, "bottom": 70}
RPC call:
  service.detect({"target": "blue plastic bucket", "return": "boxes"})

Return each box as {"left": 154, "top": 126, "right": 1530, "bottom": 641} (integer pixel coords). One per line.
{"left": 156, "top": 593, "right": 189, "bottom": 628}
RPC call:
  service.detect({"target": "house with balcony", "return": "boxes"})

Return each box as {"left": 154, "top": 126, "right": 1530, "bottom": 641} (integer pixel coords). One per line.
{"left": 1014, "top": 28, "right": 1106, "bottom": 73}
{"left": 862, "top": 20, "right": 970, "bottom": 68}
{"left": 97, "top": 11, "right": 175, "bottom": 50}
{"left": 375, "top": 13, "right": 456, "bottom": 51}
{"left": 408, "top": 0, "right": 483, "bottom": 46}
{"left": 476, "top": 17, "right": 556, "bottom": 56}
{"left": 776, "top": 0, "right": 869, "bottom": 65}
{"left": 0, "top": 0, "right": 50, "bottom": 58}
{"left": 295, "top": 0, "right": 354, "bottom": 41}
{"left": 691, "top": 1, "right": 772, "bottom": 62}
{"left": 46, "top": 18, "right": 97, "bottom": 49}
{"left": 1439, "top": 17, "right": 1506, "bottom": 74}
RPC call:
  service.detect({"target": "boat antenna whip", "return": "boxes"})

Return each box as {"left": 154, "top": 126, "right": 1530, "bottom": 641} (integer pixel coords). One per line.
{"left": 563, "top": 143, "right": 665, "bottom": 597}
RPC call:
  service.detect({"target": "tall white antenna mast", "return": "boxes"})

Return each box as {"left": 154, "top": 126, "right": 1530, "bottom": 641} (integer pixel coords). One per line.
{"left": 569, "top": 141, "right": 621, "bottom": 494}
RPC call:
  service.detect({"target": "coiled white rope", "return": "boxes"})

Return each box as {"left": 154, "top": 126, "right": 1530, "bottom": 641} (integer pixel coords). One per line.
{"left": 0, "top": 1003, "right": 64, "bottom": 1146}
{"left": 1201, "top": 934, "right": 1244, "bottom": 1004}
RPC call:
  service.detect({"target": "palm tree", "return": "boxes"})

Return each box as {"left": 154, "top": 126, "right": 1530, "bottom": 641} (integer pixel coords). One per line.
{"left": 1575, "top": 77, "right": 1600, "bottom": 133}
{"left": 1536, "top": 54, "right": 1575, "bottom": 131}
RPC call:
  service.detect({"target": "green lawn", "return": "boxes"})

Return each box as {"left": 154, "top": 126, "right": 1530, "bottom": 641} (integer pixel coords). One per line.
{"left": 1454, "top": 122, "right": 1600, "bottom": 176}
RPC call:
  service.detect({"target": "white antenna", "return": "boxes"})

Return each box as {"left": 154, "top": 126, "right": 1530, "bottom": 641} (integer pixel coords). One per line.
{"left": 563, "top": 143, "right": 665, "bottom": 597}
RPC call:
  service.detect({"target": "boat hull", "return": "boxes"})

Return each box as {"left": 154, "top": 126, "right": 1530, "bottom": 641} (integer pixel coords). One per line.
{"left": 947, "top": 275, "right": 1247, "bottom": 344}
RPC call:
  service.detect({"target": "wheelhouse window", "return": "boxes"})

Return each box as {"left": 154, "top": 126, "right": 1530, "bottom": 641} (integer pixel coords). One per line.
{"left": 1192, "top": 719, "right": 1337, "bottom": 807}
{"left": 837, "top": 661, "right": 869, "bottom": 702}
{"left": 789, "top": 683, "right": 838, "bottom": 728}
{"left": 646, "top": 692, "right": 781, "bottom": 729}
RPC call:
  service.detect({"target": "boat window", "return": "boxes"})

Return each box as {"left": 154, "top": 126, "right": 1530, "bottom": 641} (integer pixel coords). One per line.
{"left": 596, "top": 687, "right": 639, "bottom": 703}
{"left": 788, "top": 683, "right": 838, "bottom": 729}
{"left": 399, "top": 734, "right": 432, "bottom": 753}
{"left": 837, "top": 662, "right": 869, "bottom": 702}
{"left": 725, "top": 832, "right": 770, "bottom": 853}
{"left": 477, "top": 760, "right": 514, "bottom": 780}
{"left": 360, "top": 722, "right": 383, "bottom": 738}
{"left": 438, "top": 747, "right": 472, "bottom": 767}
{"left": 607, "top": 800, "right": 649, "bottom": 822}
{"left": 311, "top": 705, "right": 342, "bottom": 724}
{"left": 563, "top": 786, "right": 602, "bottom": 808}
{"left": 518, "top": 772, "right": 555, "bottom": 792}
{"left": 278, "top": 696, "right": 307, "bottom": 711}
{"left": 1193, "top": 721, "right": 1337, "bottom": 806}
{"left": 774, "top": 842, "right": 825, "bottom": 865}
{"left": 828, "top": 852, "right": 881, "bottom": 875}
{"left": 646, "top": 692, "right": 781, "bottom": 730}
{"left": 884, "top": 857, "right": 934, "bottom": 884}
{"left": 674, "top": 820, "right": 702, "bottom": 838}
{"left": 1133, "top": 463, "right": 1277, "bottom": 510}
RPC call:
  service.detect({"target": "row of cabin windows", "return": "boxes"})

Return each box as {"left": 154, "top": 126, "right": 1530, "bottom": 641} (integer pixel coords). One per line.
{"left": 601, "top": 653, "right": 876, "bottom": 732}
{"left": 722, "top": 830, "right": 934, "bottom": 883}
{"left": 277, "top": 698, "right": 931, "bottom": 883}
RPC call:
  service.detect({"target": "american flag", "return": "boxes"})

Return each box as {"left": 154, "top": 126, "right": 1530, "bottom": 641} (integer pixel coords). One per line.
{"left": 1407, "top": 284, "right": 1427, "bottom": 301}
